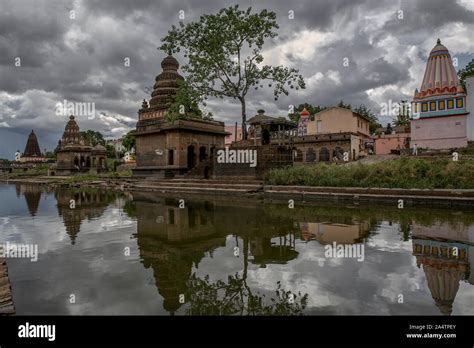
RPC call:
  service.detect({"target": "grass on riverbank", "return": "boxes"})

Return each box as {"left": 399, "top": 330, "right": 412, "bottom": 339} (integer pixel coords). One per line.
{"left": 6, "top": 164, "right": 49, "bottom": 177}
{"left": 265, "top": 157, "right": 474, "bottom": 189}
{"left": 3, "top": 168, "right": 133, "bottom": 183}
{"left": 63, "top": 170, "right": 132, "bottom": 183}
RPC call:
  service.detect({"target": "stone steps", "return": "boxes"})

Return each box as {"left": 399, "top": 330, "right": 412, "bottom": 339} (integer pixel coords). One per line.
{"left": 131, "top": 185, "right": 257, "bottom": 195}
{"left": 143, "top": 178, "right": 264, "bottom": 185}
{"left": 133, "top": 182, "right": 262, "bottom": 191}
{"left": 264, "top": 185, "right": 474, "bottom": 197}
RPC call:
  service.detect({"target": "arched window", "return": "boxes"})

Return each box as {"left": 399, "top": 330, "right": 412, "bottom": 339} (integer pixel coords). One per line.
{"left": 294, "top": 149, "right": 303, "bottom": 162}
{"left": 306, "top": 148, "right": 316, "bottom": 162}
{"left": 319, "top": 147, "right": 329, "bottom": 162}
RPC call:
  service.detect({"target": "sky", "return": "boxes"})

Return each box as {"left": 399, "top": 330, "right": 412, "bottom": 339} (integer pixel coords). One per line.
{"left": 1, "top": 0, "right": 474, "bottom": 159}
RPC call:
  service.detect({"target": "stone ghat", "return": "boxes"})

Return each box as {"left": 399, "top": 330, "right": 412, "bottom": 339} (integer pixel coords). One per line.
{"left": 2, "top": 176, "right": 474, "bottom": 208}
{"left": 0, "top": 246, "right": 15, "bottom": 315}
{"left": 127, "top": 179, "right": 474, "bottom": 208}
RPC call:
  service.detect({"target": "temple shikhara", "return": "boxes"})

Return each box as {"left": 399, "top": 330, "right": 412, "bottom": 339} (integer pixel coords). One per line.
{"left": 53, "top": 116, "right": 107, "bottom": 176}
{"left": 133, "top": 55, "right": 227, "bottom": 177}
{"left": 411, "top": 39, "right": 470, "bottom": 149}
{"left": 14, "top": 130, "right": 45, "bottom": 164}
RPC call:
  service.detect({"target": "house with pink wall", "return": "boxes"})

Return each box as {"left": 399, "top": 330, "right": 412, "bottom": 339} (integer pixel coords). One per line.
{"left": 224, "top": 125, "right": 242, "bottom": 146}
{"left": 374, "top": 133, "right": 410, "bottom": 155}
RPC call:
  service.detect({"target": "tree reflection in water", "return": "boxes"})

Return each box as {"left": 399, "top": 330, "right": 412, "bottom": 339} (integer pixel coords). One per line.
{"left": 185, "top": 274, "right": 308, "bottom": 315}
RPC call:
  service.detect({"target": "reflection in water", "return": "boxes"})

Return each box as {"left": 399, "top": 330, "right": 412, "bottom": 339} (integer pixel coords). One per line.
{"left": 16, "top": 183, "right": 43, "bottom": 217}
{"left": 185, "top": 273, "right": 308, "bottom": 315}
{"left": 131, "top": 194, "right": 307, "bottom": 314}
{"left": 412, "top": 223, "right": 473, "bottom": 315}
{"left": 299, "top": 221, "right": 371, "bottom": 244}
{"left": 55, "top": 188, "right": 116, "bottom": 244}
{"left": 5, "top": 184, "right": 474, "bottom": 315}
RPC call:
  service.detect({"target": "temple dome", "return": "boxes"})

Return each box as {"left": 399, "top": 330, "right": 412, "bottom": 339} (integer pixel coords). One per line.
{"left": 161, "top": 55, "right": 180, "bottom": 71}
{"left": 416, "top": 39, "right": 464, "bottom": 99}
{"left": 149, "top": 55, "right": 184, "bottom": 109}
{"left": 60, "top": 115, "right": 89, "bottom": 147}
{"left": 92, "top": 144, "right": 106, "bottom": 153}
{"left": 64, "top": 115, "right": 80, "bottom": 133}
{"left": 429, "top": 38, "right": 449, "bottom": 55}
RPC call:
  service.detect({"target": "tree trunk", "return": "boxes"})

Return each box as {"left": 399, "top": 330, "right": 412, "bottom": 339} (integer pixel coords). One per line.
{"left": 243, "top": 236, "right": 249, "bottom": 281}
{"left": 240, "top": 97, "right": 247, "bottom": 140}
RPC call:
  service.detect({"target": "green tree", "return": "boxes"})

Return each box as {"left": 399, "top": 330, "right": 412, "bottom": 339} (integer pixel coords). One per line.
{"left": 165, "top": 80, "right": 212, "bottom": 123}
{"left": 105, "top": 144, "right": 116, "bottom": 159}
{"left": 394, "top": 100, "right": 410, "bottom": 127}
{"left": 43, "top": 151, "right": 56, "bottom": 159}
{"left": 83, "top": 130, "right": 105, "bottom": 146}
{"left": 122, "top": 130, "right": 136, "bottom": 151}
{"left": 337, "top": 100, "right": 352, "bottom": 109}
{"left": 288, "top": 103, "right": 326, "bottom": 123}
{"left": 160, "top": 5, "right": 305, "bottom": 139}
{"left": 354, "top": 104, "right": 381, "bottom": 134}
{"left": 458, "top": 58, "right": 474, "bottom": 91}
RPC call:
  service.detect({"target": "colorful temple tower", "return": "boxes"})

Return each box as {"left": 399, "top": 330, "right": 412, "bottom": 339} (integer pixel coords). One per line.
{"left": 411, "top": 39, "right": 469, "bottom": 149}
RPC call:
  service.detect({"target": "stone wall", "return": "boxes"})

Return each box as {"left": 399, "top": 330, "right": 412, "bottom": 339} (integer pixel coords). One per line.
{"left": 213, "top": 145, "right": 292, "bottom": 180}
{"left": 289, "top": 132, "right": 359, "bottom": 163}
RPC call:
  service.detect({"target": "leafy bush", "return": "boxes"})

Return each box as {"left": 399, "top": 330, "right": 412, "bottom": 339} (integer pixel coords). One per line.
{"left": 265, "top": 158, "right": 474, "bottom": 189}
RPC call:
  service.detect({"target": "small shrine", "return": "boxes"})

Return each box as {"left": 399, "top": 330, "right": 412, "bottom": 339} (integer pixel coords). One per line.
{"left": 53, "top": 116, "right": 107, "bottom": 175}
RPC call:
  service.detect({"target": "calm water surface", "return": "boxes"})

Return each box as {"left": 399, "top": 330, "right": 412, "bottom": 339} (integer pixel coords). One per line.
{"left": 0, "top": 183, "right": 473, "bottom": 315}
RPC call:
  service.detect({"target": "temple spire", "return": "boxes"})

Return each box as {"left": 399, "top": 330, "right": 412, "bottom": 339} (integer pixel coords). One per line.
{"left": 23, "top": 130, "right": 42, "bottom": 157}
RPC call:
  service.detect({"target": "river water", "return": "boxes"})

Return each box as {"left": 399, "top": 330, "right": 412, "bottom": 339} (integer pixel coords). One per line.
{"left": 1, "top": 183, "right": 473, "bottom": 315}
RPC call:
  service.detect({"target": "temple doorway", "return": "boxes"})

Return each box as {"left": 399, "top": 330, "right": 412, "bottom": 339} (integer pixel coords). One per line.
{"left": 199, "top": 146, "right": 206, "bottom": 162}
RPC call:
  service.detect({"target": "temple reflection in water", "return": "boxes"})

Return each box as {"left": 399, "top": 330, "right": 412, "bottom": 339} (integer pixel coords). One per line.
{"left": 15, "top": 183, "right": 45, "bottom": 217}
{"left": 412, "top": 222, "right": 473, "bottom": 315}
{"left": 8, "top": 185, "right": 474, "bottom": 315}
{"left": 55, "top": 188, "right": 116, "bottom": 244}
{"left": 131, "top": 192, "right": 304, "bottom": 313}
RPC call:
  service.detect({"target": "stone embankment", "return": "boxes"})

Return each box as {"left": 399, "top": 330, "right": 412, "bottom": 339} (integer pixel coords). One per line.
{"left": 2, "top": 176, "right": 474, "bottom": 207}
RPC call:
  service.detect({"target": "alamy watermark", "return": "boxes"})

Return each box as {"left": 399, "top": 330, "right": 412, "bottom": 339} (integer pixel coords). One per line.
{"left": 380, "top": 99, "right": 420, "bottom": 119}
{"left": 217, "top": 148, "right": 257, "bottom": 167}
{"left": 324, "top": 242, "right": 365, "bottom": 262}
{"left": 1, "top": 242, "right": 38, "bottom": 262}
{"left": 18, "top": 322, "right": 55, "bottom": 341}
{"left": 55, "top": 99, "right": 96, "bottom": 119}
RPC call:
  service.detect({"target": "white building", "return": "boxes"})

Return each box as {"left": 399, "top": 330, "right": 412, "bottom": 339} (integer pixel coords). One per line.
{"left": 106, "top": 138, "right": 126, "bottom": 154}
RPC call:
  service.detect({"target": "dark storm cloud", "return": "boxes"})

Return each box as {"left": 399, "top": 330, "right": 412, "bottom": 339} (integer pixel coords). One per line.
{"left": 383, "top": 0, "right": 474, "bottom": 35}
{"left": 0, "top": 0, "right": 473, "bottom": 159}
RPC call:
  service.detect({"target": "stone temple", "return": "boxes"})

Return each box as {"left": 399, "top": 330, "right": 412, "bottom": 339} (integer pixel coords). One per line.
{"left": 53, "top": 116, "right": 107, "bottom": 176}
{"left": 18, "top": 130, "right": 45, "bottom": 163}
{"left": 133, "top": 55, "right": 227, "bottom": 178}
